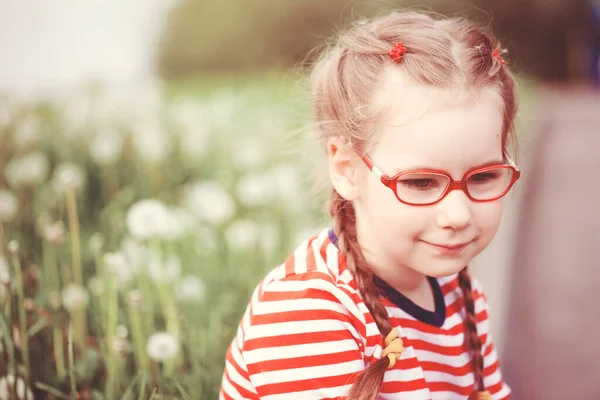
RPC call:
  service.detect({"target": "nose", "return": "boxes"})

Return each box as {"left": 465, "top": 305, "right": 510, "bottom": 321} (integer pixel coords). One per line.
{"left": 435, "top": 189, "right": 473, "bottom": 231}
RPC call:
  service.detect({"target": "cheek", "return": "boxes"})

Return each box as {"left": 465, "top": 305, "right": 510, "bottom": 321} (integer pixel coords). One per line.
{"left": 360, "top": 175, "right": 396, "bottom": 215}
{"left": 361, "top": 179, "right": 427, "bottom": 236}
{"left": 473, "top": 200, "right": 504, "bottom": 238}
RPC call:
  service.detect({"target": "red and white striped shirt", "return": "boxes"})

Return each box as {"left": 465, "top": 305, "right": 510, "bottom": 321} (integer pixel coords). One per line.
{"left": 220, "top": 228, "right": 511, "bottom": 399}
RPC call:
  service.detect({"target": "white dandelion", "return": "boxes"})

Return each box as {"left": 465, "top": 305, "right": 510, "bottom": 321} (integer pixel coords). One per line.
{"left": 170, "top": 99, "right": 210, "bottom": 160}
{"left": 126, "top": 199, "right": 173, "bottom": 240}
{"left": 47, "top": 291, "right": 62, "bottom": 310}
{"left": 128, "top": 290, "right": 142, "bottom": 310}
{"left": 170, "top": 98, "right": 206, "bottom": 129}
{"left": 0, "top": 189, "right": 18, "bottom": 222}
{"left": 90, "top": 130, "right": 124, "bottom": 166}
{"left": 131, "top": 122, "right": 171, "bottom": 164}
{"left": 259, "top": 222, "right": 280, "bottom": 257}
{"left": 111, "top": 336, "right": 132, "bottom": 354}
{"left": 293, "top": 227, "right": 322, "bottom": 247}
{"left": 121, "top": 237, "right": 148, "bottom": 271}
{"left": 268, "top": 163, "right": 304, "bottom": 198}
{"left": 42, "top": 221, "right": 65, "bottom": 244}
{"left": 116, "top": 324, "right": 129, "bottom": 338}
{"left": 4, "top": 151, "right": 50, "bottom": 188}
{"left": 255, "top": 107, "right": 287, "bottom": 139}
{"left": 89, "top": 233, "right": 104, "bottom": 254}
{"left": 7, "top": 241, "right": 18, "bottom": 254}
{"left": 184, "top": 181, "right": 235, "bottom": 225}
{"left": 194, "top": 226, "right": 218, "bottom": 254}
{"left": 208, "top": 90, "right": 243, "bottom": 130}
{"left": 103, "top": 252, "right": 135, "bottom": 287}
{"left": 0, "top": 256, "right": 9, "bottom": 300}
{"left": 0, "top": 374, "right": 34, "bottom": 400}
{"left": 235, "top": 172, "right": 275, "bottom": 208}
{"left": 267, "top": 163, "right": 306, "bottom": 211}
{"left": 0, "top": 104, "right": 10, "bottom": 128}
{"left": 147, "top": 253, "right": 181, "bottom": 283}
{"left": 175, "top": 276, "right": 206, "bottom": 303}
{"left": 0, "top": 255, "right": 10, "bottom": 284}
{"left": 230, "top": 138, "right": 265, "bottom": 169}
{"left": 52, "top": 162, "right": 86, "bottom": 194}
{"left": 146, "top": 332, "right": 179, "bottom": 362}
{"left": 162, "top": 207, "right": 195, "bottom": 241}
{"left": 224, "top": 219, "right": 260, "bottom": 250}
{"left": 61, "top": 285, "right": 89, "bottom": 312}
{"left": 178, "top": 126, "right": 210, "bottom": 161}
{"left": 129, "top": 79, "right": 164, "bottom": 121}
{"left": 12, "top": 116, "right": 40, "bottom": 150}
{"left": 87, "top": 276, "right": 105, "bottom": 297}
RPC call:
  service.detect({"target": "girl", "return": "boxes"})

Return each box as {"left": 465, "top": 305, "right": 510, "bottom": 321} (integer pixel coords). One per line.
{"left": 220, "top": 11, "right": 518, "bottom": 400}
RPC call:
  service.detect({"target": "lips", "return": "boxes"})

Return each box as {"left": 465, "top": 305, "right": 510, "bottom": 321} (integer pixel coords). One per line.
{"left": 430, "top": 242, "right": 470, "bottom": 249}
{"left": 421, "top": 239, "right": 473, "bottom": 251}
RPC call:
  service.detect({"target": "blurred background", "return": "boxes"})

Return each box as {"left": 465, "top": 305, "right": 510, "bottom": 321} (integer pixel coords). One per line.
{"left": 0, "top": 0, "right": 599, "bottom": 399}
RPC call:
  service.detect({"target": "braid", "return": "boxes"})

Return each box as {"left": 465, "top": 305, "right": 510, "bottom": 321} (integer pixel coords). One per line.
{"left": 329, "top": 189, "right": 393, "bottom": 400}
{"left": 458, "top": 267, "right": 485, "bottom": 391}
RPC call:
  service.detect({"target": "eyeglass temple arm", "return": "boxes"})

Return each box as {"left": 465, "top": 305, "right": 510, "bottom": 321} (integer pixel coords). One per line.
{"left": 503, "top": 150, "right": 519, "bottom": 171}
{"left": 363, "top": 152, "right": 519, "bottom": 180}
{"left": 361, "top": 154, "right": 386, "bottom": 182}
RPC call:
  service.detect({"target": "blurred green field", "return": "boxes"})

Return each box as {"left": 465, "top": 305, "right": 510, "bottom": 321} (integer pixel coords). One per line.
{"left": 0, "top": 71, "right": 535, "bottom": 399}
{"left": 0, "top": 70, "right": 331, "bottom": 399}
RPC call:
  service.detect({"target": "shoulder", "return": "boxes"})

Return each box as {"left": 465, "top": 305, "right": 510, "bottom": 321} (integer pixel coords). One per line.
{"left": 258, "top": 229, "right": 359, "bottom": 303}
{"left": 245, "top": 231, "right": 367, "bottom": 334}
{"left": 438, "top": 271, "right": 492, "bottom": 323}
{"left": 438, "top": 271, "right": 488, "bottom": 301}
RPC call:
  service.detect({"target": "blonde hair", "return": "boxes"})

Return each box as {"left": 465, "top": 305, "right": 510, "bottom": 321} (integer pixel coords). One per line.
{"left": 310, "top": 11, "right": 518, "bottom": 400}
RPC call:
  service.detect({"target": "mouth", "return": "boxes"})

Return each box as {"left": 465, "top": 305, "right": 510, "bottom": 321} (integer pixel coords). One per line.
{"left": 421, "top": 239, "right": 473, "bottom": 253}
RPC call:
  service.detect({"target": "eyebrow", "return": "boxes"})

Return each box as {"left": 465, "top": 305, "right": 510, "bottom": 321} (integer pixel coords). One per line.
{"left": 389, "top": 159, "right": 506, "bottom": 174}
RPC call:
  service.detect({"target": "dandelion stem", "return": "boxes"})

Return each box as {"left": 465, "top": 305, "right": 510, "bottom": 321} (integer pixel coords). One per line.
{"left": 138, "top": 373, "right": 148, "bottom": 400}
{"left": 0, "top": 308, "right": 18, "bottom": 400}
{"left": 66, "top": 187, "right": 83, "bottom": 287}
{"left": 42, "top": 241, "right": 60, "bottom": 294}
{"left": 34, "top": 381, "right": 69, "bottom": 400}
{"left": 148, "top": 241, "right": 181, "bottom": 376}
{"left": 11, "top": 248, "right": 31, "bottom": 399}
{"left": 60, "top": 257, "right": 71, "bottom": 291}
{"left": 66, "top": 187, "right": 87, "bottom": 346}
{"left": 150, "top": 242, "right": 179, "bottom": 333}
{"left": 91, "top": 251, "right": 108, "bottom": 338}
{"left": 68, "top": 324, "right": 77, "bottom": 400}
{"left": 128, "top": 299, "right": 150, "bottom": 376}
{"left": 137, "top": 270, "right": 154, "bottom": 337}
{"left": 0, "top": 220, "right": 5, "bottom": 256}
{"left": 54, "top": 327, "right": 66, "bottom": 377}
{"left": 105, "top": 276, "right": 118, "bottom": 399}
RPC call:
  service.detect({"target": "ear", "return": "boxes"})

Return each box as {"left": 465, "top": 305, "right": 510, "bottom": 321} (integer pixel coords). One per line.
{"left": 327, "top": 136, "right": 361, "bottom": 201}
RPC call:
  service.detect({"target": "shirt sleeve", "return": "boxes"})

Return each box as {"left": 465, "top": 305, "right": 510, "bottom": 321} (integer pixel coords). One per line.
{"left": 473, "top": 280, "right": 511, "bottom": 400}
{"left": 226, "top": 271, "right": 366, "bottom": 400}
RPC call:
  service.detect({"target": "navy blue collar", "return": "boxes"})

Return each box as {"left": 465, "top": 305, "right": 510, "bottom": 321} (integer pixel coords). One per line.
{"left": 328, "top": 228, "right": 446, "bottom": 327}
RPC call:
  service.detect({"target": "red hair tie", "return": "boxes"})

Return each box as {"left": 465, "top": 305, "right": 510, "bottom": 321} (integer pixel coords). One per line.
{"left": 492, "top": 48, "right": 506, "bottom": 65}
{"left": 388, "top": 42, "right": 408, "bottom": 63}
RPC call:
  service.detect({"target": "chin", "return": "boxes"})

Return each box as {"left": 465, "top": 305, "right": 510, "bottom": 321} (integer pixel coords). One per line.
{"left": 416, "top": 256, "right": 473, "bottom": 278}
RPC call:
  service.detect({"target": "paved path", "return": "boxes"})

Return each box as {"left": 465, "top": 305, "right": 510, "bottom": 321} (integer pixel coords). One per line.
{"left": 473, "top": 86, "right": 600, "bottom": 399}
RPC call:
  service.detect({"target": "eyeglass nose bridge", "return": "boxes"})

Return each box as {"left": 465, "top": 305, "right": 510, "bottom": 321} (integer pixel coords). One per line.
{"left": 446, "top": 179, "right": 471, "bottom": 196}
{"left": 429, "top": 177, "right": 473, "bottom": 203}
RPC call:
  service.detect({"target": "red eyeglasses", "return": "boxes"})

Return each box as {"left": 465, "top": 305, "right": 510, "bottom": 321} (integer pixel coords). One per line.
{"left": 361, "top": 152, "right": 520, "bottom": 206}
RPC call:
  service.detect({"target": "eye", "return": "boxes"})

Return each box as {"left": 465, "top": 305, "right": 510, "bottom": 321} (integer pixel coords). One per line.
{"left": 399, "top": 178, "right": 438, "bottom": 190}
{"left": 469, "top": 171, "right": 500, "bottom": 184}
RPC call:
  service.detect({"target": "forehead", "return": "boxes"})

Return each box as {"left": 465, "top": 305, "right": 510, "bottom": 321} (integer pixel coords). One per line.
{"left": 368, "top": 70, "right": 504, "bottom": 176}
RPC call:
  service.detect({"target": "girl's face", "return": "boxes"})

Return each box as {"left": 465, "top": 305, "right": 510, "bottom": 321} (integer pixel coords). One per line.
{"left": 334, "top": 71, "right": 507, "bottom": 284}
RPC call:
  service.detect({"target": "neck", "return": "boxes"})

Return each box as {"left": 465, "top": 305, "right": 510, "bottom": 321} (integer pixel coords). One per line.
{"left": 361, "top": 245, "right": 429, "bottom": 294}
